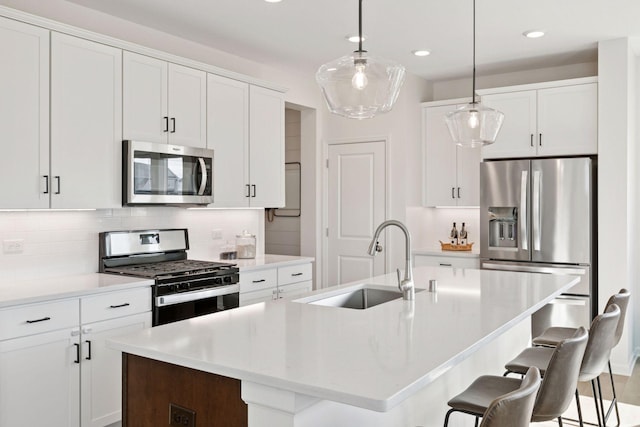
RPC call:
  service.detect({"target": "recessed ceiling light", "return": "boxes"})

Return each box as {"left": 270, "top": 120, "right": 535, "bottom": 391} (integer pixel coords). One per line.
{"left": 264, "top": 0, "right": 282, "bottom": 3}
{"left": 346, "top": 35, "right": 366, "bottom": 43}
{"left": 523, "top": 30, "right": 545, "bottom": 39}
{"left": 412, "top": 50, "right": 431, "bottom": 57}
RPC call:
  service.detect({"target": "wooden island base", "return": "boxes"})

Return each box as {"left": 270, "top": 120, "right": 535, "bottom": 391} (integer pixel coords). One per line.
{"left": 122, "top": 353, "right": 247, "bottom": 427}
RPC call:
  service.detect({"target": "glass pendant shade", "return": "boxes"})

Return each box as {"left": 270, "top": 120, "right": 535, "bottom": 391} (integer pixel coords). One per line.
{"left": 445, "top": 102, "right": 505, "bottom": 148}
{"left": 316, "top": 53, "right": 405, "bottom": 120}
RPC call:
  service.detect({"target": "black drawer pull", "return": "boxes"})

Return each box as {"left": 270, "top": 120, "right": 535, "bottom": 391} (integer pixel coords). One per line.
{"left": 85, "top": 340, "right": 92, "bottom": 360}
{"left": 439, "top": 263, "right": 453, "bottom": 267}
{"left": 26, "top": 316, "right": 51, "bottom": 324}
{"left": 252, "top": 279, "right": 266, "bottom": 283}
{"left": 109, "top": 303, "right": 130, "bottom": 309}
{"left": 74, "top": 343, "right": 80, "bottom": 364}
{"left": 291, "top": 273, "right": 303, "bottom": 277}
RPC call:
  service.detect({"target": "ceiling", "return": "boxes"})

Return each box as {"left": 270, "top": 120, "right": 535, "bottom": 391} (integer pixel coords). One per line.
{"left": 66, "top": 0, "right": 640, "bottom": 81}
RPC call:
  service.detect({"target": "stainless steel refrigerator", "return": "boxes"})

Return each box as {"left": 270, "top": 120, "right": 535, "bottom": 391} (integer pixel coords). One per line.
{"left": 479, "top": 157, "right": 597, "bottom": 337}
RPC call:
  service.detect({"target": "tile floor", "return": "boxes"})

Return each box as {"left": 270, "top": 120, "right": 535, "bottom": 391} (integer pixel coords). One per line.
{"left": 538, "top": 360, "right": 640, "bottom": 426}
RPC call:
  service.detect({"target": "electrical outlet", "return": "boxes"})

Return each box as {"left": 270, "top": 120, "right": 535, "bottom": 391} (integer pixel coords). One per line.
{"left": 211, "top": 229, "right": 223, "bottom": 240}
{"left": 169, "top": 403, "right": 196, "bottom": 427}
{"left": 3, "top": 239, "right": 24, "bottom": 254}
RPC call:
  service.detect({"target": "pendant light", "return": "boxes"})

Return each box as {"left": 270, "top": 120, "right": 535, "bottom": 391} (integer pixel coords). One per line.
{"left": 445, "top": 0, "right": 504, "bottom": 147}
{"left": 315, "top": 0, "right": 406, "bottom": 120}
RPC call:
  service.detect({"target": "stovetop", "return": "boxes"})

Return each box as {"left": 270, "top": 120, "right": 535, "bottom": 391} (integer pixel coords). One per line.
{"left": 104, "top": 260, "right": 236, "bottom": 279}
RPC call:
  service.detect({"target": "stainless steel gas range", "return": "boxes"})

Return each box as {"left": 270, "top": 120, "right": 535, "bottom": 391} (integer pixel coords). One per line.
{"left": 99, "top": 229, "right": 239, "bottom": 326}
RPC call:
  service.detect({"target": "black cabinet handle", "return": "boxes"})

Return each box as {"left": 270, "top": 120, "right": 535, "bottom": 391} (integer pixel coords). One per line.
{"left": 109, "top": 303, "right": 130, "bottom": 309}
{"left": 530, "top": 134, "right": 534, "bottom": 147}
{"left": 55, "top": 176, "right": 61, "bottom": 194}
{"left": 170, "top": 118, "right": 176, "bottom": 133}
{"left": 26, "top": 316, "right": 51, "bottom": 324}
{"left": 163, "top": 116, "right": 169, "bottom": 132}
{"left": 457, "top": 187, "right": 461, "bottom": 199}
{"left": 451, "top": 187, "right": 455, "bottom": 199}
{"left": 251, "top": 184, "right": 256, "bottom": 198}
{"left": 539, "top": 133, "right": 542, "bottom": 146}
{"left": 252, "top": 279, "right": 266, "bottom": 283}
{"left": 85, "top": 340, "right": 92, "bottom": 360}
{"left": 43, "top": 175, "right": 49, "bottom": 194}
{"left": 74, "top": 343, "right": 80, "bottom": 364}
{"left": 246, "top": 184, "right": 251, "bottom": 198}
{"left": 291, "top": 273, "right": 303, "bottom": 277}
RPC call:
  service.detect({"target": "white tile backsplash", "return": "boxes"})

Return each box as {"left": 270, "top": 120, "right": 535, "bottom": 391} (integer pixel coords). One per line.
{"left": 0, "top": 208, "right": 264, "bottom": 285}
{"left": 406, "top": 206, "right": 480, "bottom": 250}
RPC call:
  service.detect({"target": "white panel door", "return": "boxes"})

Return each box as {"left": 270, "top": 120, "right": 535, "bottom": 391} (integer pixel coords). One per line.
{"left": 249, "top": 85, "right": 285, "bottom": 207}
{"left": 0, "top": 17, "right": 49, "bottom": 208}
{"left": 537, "top": 83, "right": 598, "bottom": 156}
{"left": 481, "top": 90, "right": 537, "bottom": 159}
{"left": 50, "top": 33, "right": 122, "bottom": 209}
{"left": 207, "top": 73, "right": 250, "bottom": 207}
{"left": 0, "top": 328, "right": 80, "bottom": 427}
{"left": 168, "top": 63, "right": 207, "bottom": 148}
{"left": 80, "top": 313, "right": 151, "bottom": 427}
{"left": 122, "top": 51, "right": 168, "bottom": 144}
{"left": 328, "top": 141, "right": 385, "bottom": 287}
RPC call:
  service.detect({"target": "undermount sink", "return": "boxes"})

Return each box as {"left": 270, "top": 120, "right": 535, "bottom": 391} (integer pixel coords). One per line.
{"left": 302, "top": 286, "right": 404, "bottom": 310}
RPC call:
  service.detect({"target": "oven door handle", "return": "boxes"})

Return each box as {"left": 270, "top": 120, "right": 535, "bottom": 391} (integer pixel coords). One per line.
{"left": 155, "top": 284, "right": 239, "bottom": 307}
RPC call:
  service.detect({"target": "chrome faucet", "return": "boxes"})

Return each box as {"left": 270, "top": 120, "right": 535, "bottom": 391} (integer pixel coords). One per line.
{"left": 367, "top": 220, "right": 414, "bottom": 301}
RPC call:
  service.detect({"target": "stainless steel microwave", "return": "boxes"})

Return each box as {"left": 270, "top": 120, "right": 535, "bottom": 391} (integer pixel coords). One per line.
{"left": 123, "top": 140, "right": 214, "bottom": 206}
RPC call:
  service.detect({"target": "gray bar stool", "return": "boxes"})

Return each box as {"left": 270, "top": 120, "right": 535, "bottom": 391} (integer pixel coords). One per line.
{"left": 443, "top": 327, "right": 588, "bottom": 427}
{"left": 505, "top": 304, "right": 621, "bottom": 427}
{"left": 479, "top": 367, "right": 541, "bottom": 427}
{"left": 533, "top": 288, "right": 630, "bottom": 425}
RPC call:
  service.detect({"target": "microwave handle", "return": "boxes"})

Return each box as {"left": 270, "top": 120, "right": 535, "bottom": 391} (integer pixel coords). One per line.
{"left": 197, "top": 157, "right": 207, "bottom": 195}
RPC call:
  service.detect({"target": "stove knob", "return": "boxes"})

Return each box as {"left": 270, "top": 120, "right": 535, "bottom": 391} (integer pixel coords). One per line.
{"left": 214, "top": 278, "right": 223, "bottom": 285}
{"left": 223, "top": 276, "right": 231, "bottom": 283}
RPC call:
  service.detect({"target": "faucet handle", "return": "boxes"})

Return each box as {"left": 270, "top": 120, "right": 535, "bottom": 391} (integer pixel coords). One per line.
{"left": 396, "top": 268, "right": 401, "bottom": 290}
{"left": 375, "top": 242, "right": 383, "bottom": 253}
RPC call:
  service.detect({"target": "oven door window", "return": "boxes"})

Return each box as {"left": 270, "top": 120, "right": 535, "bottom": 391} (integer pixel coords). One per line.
{"left": 133, "top": 150, "right": 212, "bottom": 197}
{"left": 154, "top": 293, "right": 239, "bottom": 326}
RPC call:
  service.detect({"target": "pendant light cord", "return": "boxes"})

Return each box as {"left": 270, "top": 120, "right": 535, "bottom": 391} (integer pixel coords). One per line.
{"left": 472, "top": 0, "right": 476, "bottom": 104}
{"left": 357, "top": 0, "right": 364, "bottom": 54}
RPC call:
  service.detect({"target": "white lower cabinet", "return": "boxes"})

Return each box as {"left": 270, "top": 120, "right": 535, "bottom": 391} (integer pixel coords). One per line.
{"left": 239, "top": 262, "right": 313, "bottom": 306}
{"left": 0, "top": 287, "right": 151, "bottom": 427}
{"left": 414, "top": 254, "right": 480, "bottom": 269}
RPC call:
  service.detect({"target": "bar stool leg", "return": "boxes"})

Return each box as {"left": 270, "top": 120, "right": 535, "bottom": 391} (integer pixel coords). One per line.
{"left": 591, "top": 379, "right": 604, "bottom": 427}
{"left": 606, "top": 361, "right": 621, "bottom": 426}
{"left": 575, "top": 389, "right": 585, "bottom": 427}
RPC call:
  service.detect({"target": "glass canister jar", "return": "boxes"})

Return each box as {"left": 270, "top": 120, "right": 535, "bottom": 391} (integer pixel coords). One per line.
{"left": 236, "top": 230, "right": 256, "bottom": 259}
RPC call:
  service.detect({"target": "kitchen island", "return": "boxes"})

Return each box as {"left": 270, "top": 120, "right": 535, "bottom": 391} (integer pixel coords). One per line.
{"left": 109, "top": 266, "right": 579, "bottom": 427}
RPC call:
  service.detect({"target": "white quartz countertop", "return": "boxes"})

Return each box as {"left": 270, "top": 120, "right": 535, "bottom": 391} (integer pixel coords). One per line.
{"left": 108, "top": 266, "right": 577, "bottom": 412}
{"left": 219, "top": 254, "right": 314, "bottom": 271}
{"left": 413, "top": 247, "right": 480, "bottom": 258}
{"left": 0, "top": 274, "right": 154, "bottom": 308}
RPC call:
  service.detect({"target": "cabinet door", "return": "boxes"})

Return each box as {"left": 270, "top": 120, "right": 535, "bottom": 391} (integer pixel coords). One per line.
{"left": 481, "top": 90, "right": 537, "bottom": 159}
{"left": 423, "top": 104, "right": 457, "bottom": 207}
{"left": 0, "top": 328, "right": 80, "bottom": 427}
{"left": 239, "top": 288, "right": 275, "bottom": 306}
{"left": 50, "top": 33, "right": 122, "bottom": 209}
{"left": 207, "top": 74, "right": 250, "bottom": 207}
{"left": 277, "top": 281, "right": 312, "bottom": 300}
{"left": 168, "top": 63, "right": 207, "bottom": 148}
{"left": 80, "top": 312, "right": 151, "bottom": 427}
{"left": 455, "top": 145, "right": 481, "bottom": 206}
{"left": 0, "top": 17, "right": 49, "bottom": 209}
{"left": 122, "top": 51, "right": 168, "bottom": 144}
{"left": 249, "top": 86, "right": 285, "bottom": 207}
{"left": 537, "top": 83, "right": 597, "bottom": 156}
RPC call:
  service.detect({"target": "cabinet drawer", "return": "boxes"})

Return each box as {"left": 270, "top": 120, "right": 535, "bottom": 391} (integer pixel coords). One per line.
{"left": 278, "top": 263, "right": 312, "bottom": 286}
{"left": 0, "top": 299, "right": 79, "bottom": 341}
{"left": 239, "top": 268, "right": 277, "bottom": 293}
{"left": 414, "top": 254, "right": 480, "bottom": 269}
{"left": 81, "top": 287, "right": 151, "bottom": 324}
{"left": 239, "top": 288, "right": 275, "bottom": 306}
{"left": 277, "top": 281, "right": 312, "bottom": 300}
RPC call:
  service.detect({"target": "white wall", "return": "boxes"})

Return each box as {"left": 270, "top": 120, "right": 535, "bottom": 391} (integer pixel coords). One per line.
{"left": 598, "top": 38, "right": 638, "bottom": 374}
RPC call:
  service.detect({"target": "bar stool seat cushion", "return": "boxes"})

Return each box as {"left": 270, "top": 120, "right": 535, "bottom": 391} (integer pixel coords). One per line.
{"left": 532, "top": 327, "right": 576, "bottom": 347}
{"left": 447, "top": 376, "right": 522, "bottom": 415}
{"left": 505, "top": 347, "right": 554, "bottom": 376}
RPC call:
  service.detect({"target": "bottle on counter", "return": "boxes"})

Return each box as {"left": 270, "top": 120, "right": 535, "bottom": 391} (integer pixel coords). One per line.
{"left": 450, "top": 222, "right": 458, "bottom": 245}
{"left": 459, "top": 222, "right": 468, "bottom": 245}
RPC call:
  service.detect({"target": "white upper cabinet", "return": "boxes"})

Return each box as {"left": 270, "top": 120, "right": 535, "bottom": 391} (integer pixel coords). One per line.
{"left": 0, "top": 17, "right": 49, "bottom": 209}
{"left": 423, "top": 101, "right": 481, "bottom": 207}
{"left": 480, "top": 79, "right": 597, "bottom": 159}
{"left": 207, "top": 78, "right": 284, "bottom": 208}
{"left": 123, "top": 51, "right": 206, "bottom": 148}
{"left": 207, "top": 73, "right": 250, "bottom": 207}
{"left": 249, "top": 85, "right": 285, "bottom": 208}
{"left": 50, "top": 32, "right": 122, "bottom": 209}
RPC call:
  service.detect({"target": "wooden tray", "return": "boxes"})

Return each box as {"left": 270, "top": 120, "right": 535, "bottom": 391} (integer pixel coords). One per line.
{"left": 439, "top": 240, "right": 474, "bottom": 251}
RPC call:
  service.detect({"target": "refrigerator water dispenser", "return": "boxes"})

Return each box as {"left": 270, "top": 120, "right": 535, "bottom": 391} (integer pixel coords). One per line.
{"left": 488, "top": 207, "right": 518, "bottom": 248}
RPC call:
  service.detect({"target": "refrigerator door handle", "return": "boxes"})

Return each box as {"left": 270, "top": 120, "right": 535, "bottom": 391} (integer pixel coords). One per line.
{"left": 532, "top": 170, "right": 541, "bottom": 251}
{"left": 481, "top": 262, "right": 587, "bottom": 277}
{"left": 520, "top": 170, "right": 528, "bottom": 251}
